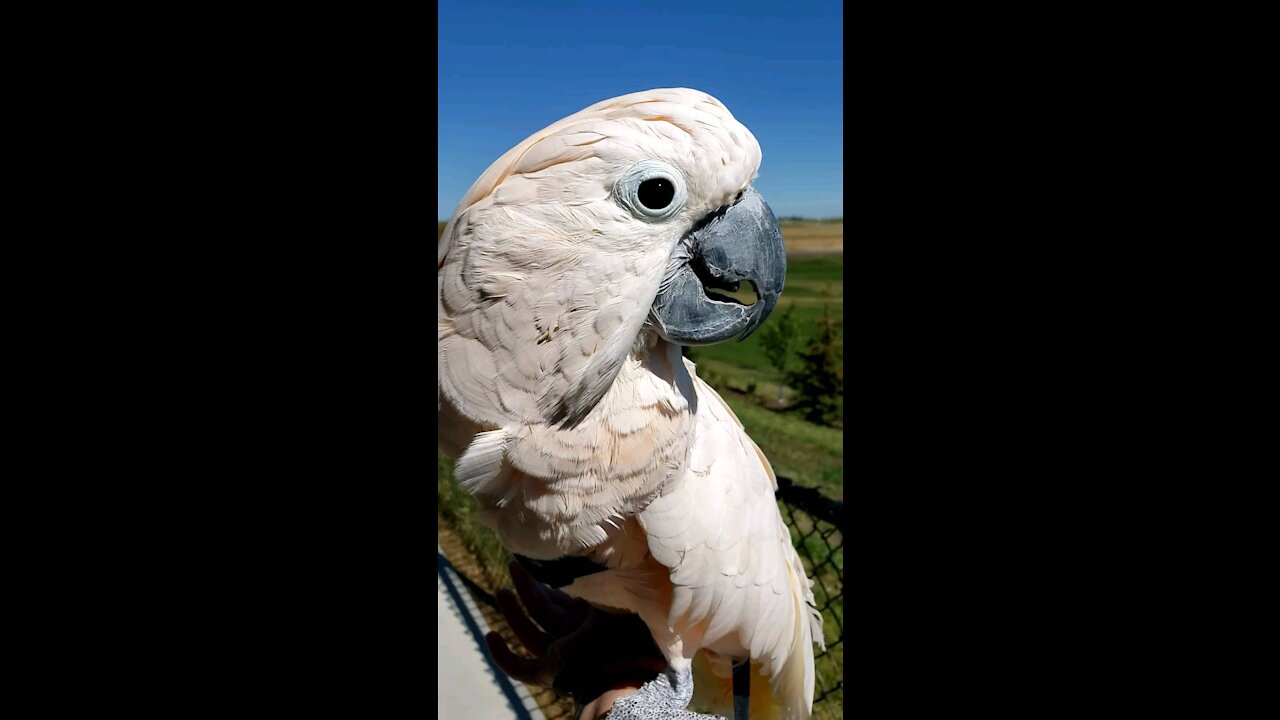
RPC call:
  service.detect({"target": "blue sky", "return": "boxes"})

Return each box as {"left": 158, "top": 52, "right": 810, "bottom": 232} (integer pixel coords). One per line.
{"left": 438, "top": 0, "right": 843, "bottom": 220}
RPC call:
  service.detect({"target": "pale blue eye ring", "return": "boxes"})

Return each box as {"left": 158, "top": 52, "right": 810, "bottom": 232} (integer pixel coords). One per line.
{"left": 614, "top": 161, "right": 687, "bottom": 221}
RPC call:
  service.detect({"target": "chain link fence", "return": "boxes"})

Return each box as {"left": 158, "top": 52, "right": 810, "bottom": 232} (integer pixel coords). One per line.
{"left": 775, "top": 476, "right": 844, "bottom": 718}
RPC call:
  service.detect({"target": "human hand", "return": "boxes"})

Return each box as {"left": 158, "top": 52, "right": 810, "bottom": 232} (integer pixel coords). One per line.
{"left": 484, "top": 561, "right": 668, "bottom": 715}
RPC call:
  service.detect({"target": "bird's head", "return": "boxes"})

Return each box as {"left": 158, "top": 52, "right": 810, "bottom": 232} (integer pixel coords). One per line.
{"left": 442, "top": 88, "right": 784, "bottom": 346}
{"left": 440, "top": 89, "right": 785, "bottom": 427}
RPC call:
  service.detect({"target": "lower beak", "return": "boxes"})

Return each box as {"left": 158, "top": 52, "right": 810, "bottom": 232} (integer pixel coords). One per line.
{"left": 650, "top": 187, "right": 786, "bottom": 346}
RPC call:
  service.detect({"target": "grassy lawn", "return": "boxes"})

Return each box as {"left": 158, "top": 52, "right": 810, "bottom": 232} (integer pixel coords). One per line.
{"left": 717, "top": 390, "right": 844, "bottom": 500}
{"left": 438, "top": 454, "right": 512, "bottom": 587}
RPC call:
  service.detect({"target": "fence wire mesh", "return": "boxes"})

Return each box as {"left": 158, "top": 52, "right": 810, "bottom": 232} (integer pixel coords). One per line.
{"left": 775, "top": 476, "right": 844, "bottom": 718}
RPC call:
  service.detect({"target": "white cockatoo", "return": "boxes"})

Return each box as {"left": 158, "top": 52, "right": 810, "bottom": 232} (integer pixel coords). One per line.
{"left": 438, "top": 88, "right": 824, "bottom": 719}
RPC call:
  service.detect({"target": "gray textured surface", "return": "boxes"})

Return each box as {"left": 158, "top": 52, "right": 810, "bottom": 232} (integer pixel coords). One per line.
{"left": 438, "top": 547, "right": 547, "bottom": 719}
{"left": 605, "top": 666, "right": 726, "bottom": 720}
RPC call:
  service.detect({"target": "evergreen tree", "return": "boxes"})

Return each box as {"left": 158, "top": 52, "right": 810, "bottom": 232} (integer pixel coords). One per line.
{"left": 759, "top": 305, "right": 799, "bottom": 402}
{"left": 788, "top": 304, "right": 843, "bottom": 425}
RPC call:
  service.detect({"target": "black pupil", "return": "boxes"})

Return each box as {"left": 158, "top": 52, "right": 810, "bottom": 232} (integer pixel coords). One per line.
{"left": 637, "top": 178, "right": 675, "bottom": 210}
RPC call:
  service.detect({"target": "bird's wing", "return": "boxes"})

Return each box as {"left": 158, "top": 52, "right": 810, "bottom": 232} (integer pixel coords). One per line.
{"left": 637, "top": 358, "right": 824, "bottom": 719}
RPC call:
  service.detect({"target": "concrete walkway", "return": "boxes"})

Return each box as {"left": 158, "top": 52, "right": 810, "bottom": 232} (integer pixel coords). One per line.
{"left": 438, "top": 547, "right": 547, "bottom": 720}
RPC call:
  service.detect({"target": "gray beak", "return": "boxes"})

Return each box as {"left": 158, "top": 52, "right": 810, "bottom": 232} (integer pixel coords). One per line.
{"left": 651, "top": 187, "right": 786, "bottom": 346}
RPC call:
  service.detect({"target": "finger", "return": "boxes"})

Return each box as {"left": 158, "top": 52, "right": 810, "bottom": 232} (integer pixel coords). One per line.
{"left": 509, "top": 561, "right": 580, "bottom": 635}
{"left": 560, "top": 592, "right": 593, "bottom": 627}
{"left": 484, "top": 631, "right": 554, "bottom": 686}
{"left": 510, "top": 560, "right": 591, "bottom": 610}
{"left": 496, "top": 588, "right": 552, "bottom": 656}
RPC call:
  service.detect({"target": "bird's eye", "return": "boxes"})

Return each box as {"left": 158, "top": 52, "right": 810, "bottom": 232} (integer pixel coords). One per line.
{"left": 638, "top": 178, "right": 675, "bottom": 210}
{"left": 615, "top": 161, "right": 686, "bottom": 221}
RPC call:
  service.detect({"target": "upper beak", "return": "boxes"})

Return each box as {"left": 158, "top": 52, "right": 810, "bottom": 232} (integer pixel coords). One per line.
{"left": 650, "top": 187, "right": 786, "bottom": 346}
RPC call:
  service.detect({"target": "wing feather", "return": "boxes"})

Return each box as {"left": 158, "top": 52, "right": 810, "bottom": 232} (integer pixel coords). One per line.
{"left": 638, "top": 360, "right": 823, "bottom": 719}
